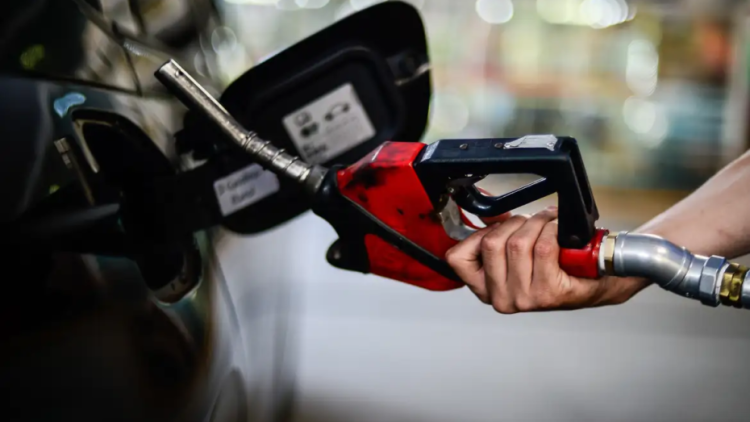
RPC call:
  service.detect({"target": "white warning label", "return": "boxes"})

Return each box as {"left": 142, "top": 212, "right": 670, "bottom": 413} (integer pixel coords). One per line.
{"left": 282, "top": 83, "right": 376, "bottom": 164}
{"left": 214, "top": 163, "right": 280, "bottom": 216}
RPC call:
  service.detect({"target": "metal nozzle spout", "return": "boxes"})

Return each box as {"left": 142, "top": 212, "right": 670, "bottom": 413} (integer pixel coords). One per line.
{"left": 154, "top": 59, "right": 326, "bottom": 194}
{"left": 600, "top": 232, "right": 750, "bottom": 309}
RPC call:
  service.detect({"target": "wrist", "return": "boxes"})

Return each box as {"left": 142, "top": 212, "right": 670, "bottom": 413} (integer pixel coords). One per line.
{"left": 598, "top": 275, "right": 651, "bottom": 305}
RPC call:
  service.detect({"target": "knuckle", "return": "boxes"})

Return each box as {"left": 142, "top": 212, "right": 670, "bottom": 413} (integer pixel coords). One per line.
{"left": 533, "top": 239, "right": 557, "bottom": 259}
{"left": 445, "top": 248, "right": 460, "bottom": 267}
{"left": 507, "top": 236, "right": 530, "bottom": 256}
{"left": 491, "top": 299, "right": 517, "bottom": 315}
{"left": 480, "top": 234, "right": 504, "bottom": 254}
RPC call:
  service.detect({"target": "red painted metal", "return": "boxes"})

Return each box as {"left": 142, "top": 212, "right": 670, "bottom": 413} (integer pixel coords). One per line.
{"left": 363, "top": 235, "right": 462, "bottom": 291}
{"left": 337, "top": 141, "right": 463, "bottom": 291}
{"left": 559, "top": 228, "right": 608, "bottom": 279}
{"left": 335, "top": 141, "right": 606, "bottom": 290}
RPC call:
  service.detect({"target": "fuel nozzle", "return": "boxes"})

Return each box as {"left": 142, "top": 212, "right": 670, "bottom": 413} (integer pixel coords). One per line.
{"left": 154, "top": 60, "right": 328, "bottom": 195}
{"left": 599, "top": 232, "right": 750, "bottom": 309}
{"left": 155, "top": 60, "right": 750, "bottom": 308}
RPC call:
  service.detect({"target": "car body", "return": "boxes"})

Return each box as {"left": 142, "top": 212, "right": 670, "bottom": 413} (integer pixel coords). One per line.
{"left": 0, "top": 2, "right": 293, "bottom": 421}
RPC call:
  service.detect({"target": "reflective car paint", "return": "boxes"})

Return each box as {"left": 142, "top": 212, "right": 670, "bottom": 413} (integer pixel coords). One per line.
{"left": 0, "top": 2, "right": 291, "bottom": 421}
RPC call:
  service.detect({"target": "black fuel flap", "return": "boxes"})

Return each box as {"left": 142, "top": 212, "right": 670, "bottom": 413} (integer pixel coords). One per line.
{"left": 178, "top": 0, "right": 431, "bottom": 234}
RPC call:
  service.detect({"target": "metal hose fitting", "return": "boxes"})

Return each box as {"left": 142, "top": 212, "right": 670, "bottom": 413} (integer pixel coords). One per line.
{"left": 599, "top": 232, "right": 750, "bottom": 309}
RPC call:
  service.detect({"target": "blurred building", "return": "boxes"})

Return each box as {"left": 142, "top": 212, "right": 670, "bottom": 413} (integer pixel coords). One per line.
{"left": 211, "top": 0, "right": 750, "bottom": 195}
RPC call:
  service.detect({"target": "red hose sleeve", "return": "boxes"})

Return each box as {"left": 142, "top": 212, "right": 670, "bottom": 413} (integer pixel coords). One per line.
{"left": 559, "top": 229, "right": 608, "bottom": 280}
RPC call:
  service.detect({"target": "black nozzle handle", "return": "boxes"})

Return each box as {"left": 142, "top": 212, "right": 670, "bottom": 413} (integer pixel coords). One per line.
{"left": 413, "top": 135, "right": 599, "bottom": 249}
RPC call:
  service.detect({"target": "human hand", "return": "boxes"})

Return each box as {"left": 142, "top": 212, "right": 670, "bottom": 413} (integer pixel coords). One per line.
{"left": 445, "top": 207, "right": 650, "bottom": 313}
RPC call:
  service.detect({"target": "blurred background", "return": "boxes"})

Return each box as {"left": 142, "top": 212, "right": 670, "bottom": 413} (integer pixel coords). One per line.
{"left": 208, "top": 0, "right": 746, "bottom": 191}
{"left": 203, "top": 1, "right": 750, "bottom": 421}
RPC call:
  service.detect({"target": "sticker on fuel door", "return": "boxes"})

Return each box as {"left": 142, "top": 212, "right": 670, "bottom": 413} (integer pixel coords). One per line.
{"left": 282, "top": 83, "right": 376, "bottom": 164}
{"left": 214, "top": 164, "right": 280, "bottom": 216}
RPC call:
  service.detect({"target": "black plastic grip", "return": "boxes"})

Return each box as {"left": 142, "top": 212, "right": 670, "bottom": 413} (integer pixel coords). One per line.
{"left": 413, "top": 136, "right": 598, "bottom": 249}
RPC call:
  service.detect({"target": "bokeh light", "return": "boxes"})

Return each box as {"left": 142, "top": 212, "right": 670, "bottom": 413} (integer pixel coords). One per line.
{"left": 537, "top": 0, "right": 633, "bottom": 28}
{"left": 623, "top": 96, "right": 669, "bottom": 147}
{"left": 626, "top": 39, "right": 659, "bottom": 97}
{"left": 475, "top": 0, "right": 514, "bottom": 25}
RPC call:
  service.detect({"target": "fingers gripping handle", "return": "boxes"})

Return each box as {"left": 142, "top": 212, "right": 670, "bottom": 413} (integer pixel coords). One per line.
{"left": 450, "top": 215, "right": 607, "bottom": 280}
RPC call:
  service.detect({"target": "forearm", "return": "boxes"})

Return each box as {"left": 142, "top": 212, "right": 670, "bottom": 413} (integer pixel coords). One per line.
{"left": 633, "top": 150, "right": 750, "bottom": 259}
{"left": 597, "top": 150, "right": 750, "bottom": 301}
